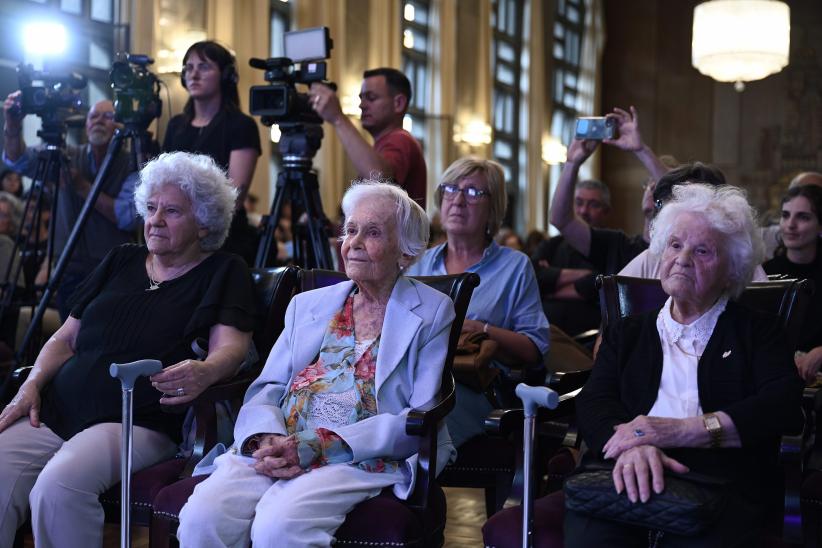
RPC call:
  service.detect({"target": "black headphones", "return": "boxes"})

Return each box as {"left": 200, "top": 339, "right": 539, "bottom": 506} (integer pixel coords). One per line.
{"left": 180, "top": 42, "right": 239, "bottom": 91}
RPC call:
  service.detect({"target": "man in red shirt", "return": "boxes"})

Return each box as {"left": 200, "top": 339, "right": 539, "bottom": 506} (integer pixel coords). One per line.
{"left": 309, "top": 68, "right": 427, "bottom": 208}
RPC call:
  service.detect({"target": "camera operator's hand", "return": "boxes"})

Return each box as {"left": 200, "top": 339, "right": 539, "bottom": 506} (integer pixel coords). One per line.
{"left": 3, "top": 91, "right": 24, "bottom": 134}
{"left": 566, "top": 139, "right": 599, "bottom": 167}
{"left": 603, "top": 106, "right": 643, "bottom": 152}
{"left": 604, "top": 105, "right": 670, "bottom": 183}
{"left": 308, "top": 83, "right": 344, "bottom": 125}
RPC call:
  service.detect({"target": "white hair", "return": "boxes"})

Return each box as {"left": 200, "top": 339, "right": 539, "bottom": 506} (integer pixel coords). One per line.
{"left": 649, "top": 183, "right": 764, "bottom": 299}
{"left": 341, "top": 180, "right": 429, "bottom": 265}
{"left": 135, "top": 152, "right": 237, "bottom": 251}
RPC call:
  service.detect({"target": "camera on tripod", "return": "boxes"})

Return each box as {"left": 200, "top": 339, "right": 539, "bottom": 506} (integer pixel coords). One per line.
{"left": 249, "top": 27, "right": 334, "bottom": 126}
{"left": 110, "top": 53, "right": 162, "bottom": 129}
{"left": 13, "top": 63, "right": 85, "bottom": 119}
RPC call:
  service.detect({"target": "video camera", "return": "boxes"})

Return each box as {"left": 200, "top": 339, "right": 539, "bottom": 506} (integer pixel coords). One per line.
{"left": 110, "top": 53, "right": 162, "bottom": 129}
{"left": 14, "top": 63, "right": 85, "bottom": 119}
{"left": 249, "top": 27, "right": 335, "bottom": 126}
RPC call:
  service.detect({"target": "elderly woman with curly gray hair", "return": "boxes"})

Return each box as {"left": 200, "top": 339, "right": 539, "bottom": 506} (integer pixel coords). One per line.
{"left": 564, "top": 184, "right": 804, "bottom": 547}
{"left": 0, "top": 151, "right": 255, "bottom": 548}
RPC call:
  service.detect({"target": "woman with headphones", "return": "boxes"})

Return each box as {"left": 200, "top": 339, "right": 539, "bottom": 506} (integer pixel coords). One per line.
{"left": 164, "top": 41, "right": 261, "bottom": 264}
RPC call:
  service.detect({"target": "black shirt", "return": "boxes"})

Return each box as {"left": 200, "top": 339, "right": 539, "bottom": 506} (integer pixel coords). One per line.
{"left": 763, "top": 246, "right": 822, "bottom": 352}
{"left": 39, "top": 244, "right": 255, "bottom": 442}
{"left": 162, "top": 109, "right": 261, "bottom": 170}
{"left": 588, "top": 227, "right": 648, "bottom": 275}
{"left": 163, "top": 109, "right": 262, "bottom": 264}
{"left": 531, "top": 235, "right": 600, "bottom": 335}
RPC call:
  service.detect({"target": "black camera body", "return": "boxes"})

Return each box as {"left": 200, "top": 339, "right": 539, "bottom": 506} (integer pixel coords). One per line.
{"left": 15, "top": 63, "right": 85, "bottom": 119}
{"left": 110, "top": 54, "right": 162, "bottom": 129}
{"left": 249, "top": 27, "right": 334, "bottom": 127}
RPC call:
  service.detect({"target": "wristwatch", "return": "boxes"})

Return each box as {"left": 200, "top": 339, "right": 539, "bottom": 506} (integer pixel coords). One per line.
{"left": 703, "top": 413, "right": 722, "bottom": 448}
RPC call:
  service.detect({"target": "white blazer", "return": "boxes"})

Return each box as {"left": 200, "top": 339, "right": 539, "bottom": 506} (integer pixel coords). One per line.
{"left": 234, "top": 276, "right": 457, "bottom": 499}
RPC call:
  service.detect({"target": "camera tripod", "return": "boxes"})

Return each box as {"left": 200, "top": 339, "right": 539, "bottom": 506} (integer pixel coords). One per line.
{"left": 10, "top": 124, "right": 153, "bottom": 366}
{"left": 256, "top": 123, "right": 334, "bottom": 270}
{"left": 0, "top": 119, "right": 72, "bottom": 361}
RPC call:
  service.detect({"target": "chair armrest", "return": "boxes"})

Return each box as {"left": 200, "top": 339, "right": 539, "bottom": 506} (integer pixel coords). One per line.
{"left": 404, "top": 374, "right": 456, "bottom": 509}
{"left": 2, "top": 365, "right": 32, "bottom": 405}
{"left": 406, "top": 388, "right": 455, "bottom": 438}
{"left": 173, "top": 371, "right": 256, "bottom": 478}
{"left": 12, "top": 365, "right": 32, "bottom": 384}
{"left": 485, "top": 388, "right": 581, "bottom": 437}
{"left": 545, "top": 370, "right": 591, "bottom": 393}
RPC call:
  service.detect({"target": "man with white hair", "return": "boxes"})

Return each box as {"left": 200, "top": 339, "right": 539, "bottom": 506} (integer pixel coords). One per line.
{"left": 2, "top": 96, "right": 135, "bottom": 318}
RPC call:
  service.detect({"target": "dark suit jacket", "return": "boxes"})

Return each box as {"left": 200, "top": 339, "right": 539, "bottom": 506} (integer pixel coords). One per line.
{"left": 577, "top": 300, "right": 803, "bottom": 501}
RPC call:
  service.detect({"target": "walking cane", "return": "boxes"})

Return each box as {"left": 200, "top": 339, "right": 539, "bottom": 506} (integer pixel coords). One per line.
{"left": 110, "top": 359, "right": 163, "bottom": 548}
{"left": 514, "top": 383, "right": 559, "bottom": 548}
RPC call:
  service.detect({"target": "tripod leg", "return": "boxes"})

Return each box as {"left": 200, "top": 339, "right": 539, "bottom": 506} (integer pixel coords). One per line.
{"left": 17, "top": 130, "right": 128, "bottom": 364}
{"left": 298, "top": 172, "right": 333, "bottom": 270}
{"left": 255, "top": 171, "right": 290, "bottom": 269}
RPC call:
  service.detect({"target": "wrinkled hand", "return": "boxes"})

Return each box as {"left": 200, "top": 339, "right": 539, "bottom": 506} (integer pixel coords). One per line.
{"left": 150, "top": 359, "right": 211, "bottom": 405}
{"left": 612, "top": 445, "right": 689, "bottom": 503}
{"left": 461, "top": 319, "right": 486, "bottom": 334}
{"left": 795, "top": 348, "right": 822, "bottom": 384}
{"left": 566, "top": 139, "right": 599, "bottom": 166}
{"left": 252, "top": 434, "right": 303, "bottom": 479}
{"left": 0, "top": 382, "right": 41, "bottom": 433}
{"left": 3, "top": 91, "right": 24, "bottom": 130}
{"left": 603, "top": 106, "right": 643, "bottom": 152}
{"left": 308, "top": 83, "right": 344, "bottom": 124}
{"left": 603, "top": 415, "right": 688, "bottom": 460}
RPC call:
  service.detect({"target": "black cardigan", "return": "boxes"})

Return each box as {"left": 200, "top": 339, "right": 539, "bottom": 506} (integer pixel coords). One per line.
{"left": 577, "top": 300, "right": 803, "bottom": 500}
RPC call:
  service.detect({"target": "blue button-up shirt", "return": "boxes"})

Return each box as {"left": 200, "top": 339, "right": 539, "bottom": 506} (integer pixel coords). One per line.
{"left": 408, "top": 241, "right": 550, "bottom": 364}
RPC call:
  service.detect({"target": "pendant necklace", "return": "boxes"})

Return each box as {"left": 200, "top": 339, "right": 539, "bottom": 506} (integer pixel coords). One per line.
{"left": 146, "top": 257, "right": 192, "bottom": 292}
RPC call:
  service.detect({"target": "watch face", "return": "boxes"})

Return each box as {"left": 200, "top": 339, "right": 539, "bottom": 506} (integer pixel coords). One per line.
{"left": 705, "top": 415, "right": 721, "bottom": 430}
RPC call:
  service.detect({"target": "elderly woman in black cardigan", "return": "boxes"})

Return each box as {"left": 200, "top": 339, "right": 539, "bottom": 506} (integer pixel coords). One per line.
{"left": 566, "top": 184, "right": 803, "bottom": 547}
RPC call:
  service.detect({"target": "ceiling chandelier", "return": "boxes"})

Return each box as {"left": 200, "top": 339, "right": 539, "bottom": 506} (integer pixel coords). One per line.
{"left": 692, "top": 0, "right": 790, "bottom": 91}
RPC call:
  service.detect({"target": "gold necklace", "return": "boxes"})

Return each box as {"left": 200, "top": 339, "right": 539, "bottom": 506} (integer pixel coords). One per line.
{"left": 146, "top": 257, "right": 194, "bottom": 292}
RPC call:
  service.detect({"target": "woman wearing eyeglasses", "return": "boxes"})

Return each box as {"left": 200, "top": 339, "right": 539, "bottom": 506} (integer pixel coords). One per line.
{"left": 407, "top": 156, "right": 549, "bottom": 448}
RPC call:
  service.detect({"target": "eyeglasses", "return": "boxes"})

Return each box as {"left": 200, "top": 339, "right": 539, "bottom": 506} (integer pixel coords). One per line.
{"left": 439, "top": 183, "right": 490, "bottom": 203}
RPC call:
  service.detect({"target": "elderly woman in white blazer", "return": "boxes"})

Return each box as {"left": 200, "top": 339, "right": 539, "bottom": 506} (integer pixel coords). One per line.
{"left": 177, "top": 181, "right": 456, "bottom": 548}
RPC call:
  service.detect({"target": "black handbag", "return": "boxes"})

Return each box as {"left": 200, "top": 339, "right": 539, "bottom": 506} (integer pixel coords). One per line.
{"left": 564, "top": 462, "right": 727, "bottom": 536}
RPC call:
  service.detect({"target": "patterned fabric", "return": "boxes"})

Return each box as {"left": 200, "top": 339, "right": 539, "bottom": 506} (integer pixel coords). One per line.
{"left": 281, "top": 292, "right": 398, "bottom": 473}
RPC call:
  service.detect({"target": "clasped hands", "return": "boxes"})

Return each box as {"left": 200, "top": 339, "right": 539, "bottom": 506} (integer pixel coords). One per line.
{"left": 602, "top": 415, "right": 690, "bottom": 504}
{"left": 251, "top": 434, "right": 303, "bottom": 480}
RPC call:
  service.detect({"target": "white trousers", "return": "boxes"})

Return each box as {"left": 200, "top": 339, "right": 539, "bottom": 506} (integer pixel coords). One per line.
{"left": 0, "top": 418, "right": 177, "bottom": 548}
{"left": 178, "top": 453, "right": 404, "bottom": 548}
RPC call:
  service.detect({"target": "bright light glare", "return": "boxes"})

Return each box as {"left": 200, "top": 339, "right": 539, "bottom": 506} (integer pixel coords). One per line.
{"left": 23, "top": 22, "right": 68, "bottom": 56}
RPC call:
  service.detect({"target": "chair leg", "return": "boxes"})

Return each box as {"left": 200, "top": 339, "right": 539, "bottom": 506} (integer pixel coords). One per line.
{"left": 484, "top": 486, "right": 498, "bottom": 518}
{"left": 149, "top": 515, "right": 178, "bottom": 548}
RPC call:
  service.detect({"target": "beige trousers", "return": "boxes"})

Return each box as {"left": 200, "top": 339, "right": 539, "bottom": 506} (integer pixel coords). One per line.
{"left": 0, "top": 418, "right": 176, "bottom": 548}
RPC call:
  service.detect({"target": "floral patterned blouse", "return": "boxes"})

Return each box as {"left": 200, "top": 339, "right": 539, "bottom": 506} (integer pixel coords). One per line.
{"left": 281, "top": 291, "right": 399, "bottom": 473}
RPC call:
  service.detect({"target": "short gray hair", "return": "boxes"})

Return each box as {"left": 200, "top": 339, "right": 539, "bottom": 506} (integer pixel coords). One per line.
{"left": 575, "top": 179, "right": 611, "bottom": 208}
{"left": 135, "top": 152, "right": 237, "bottom": 251}
{"left": 649, "top": 184, "right": 764, "bottom": 299}
{"left": 341, "top": 180, "right": 429, "bottom": 265}
{"left": 0, "top": 192, "right": 22, "bottom": 234}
